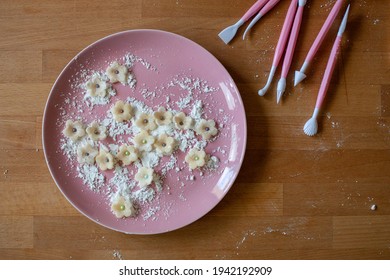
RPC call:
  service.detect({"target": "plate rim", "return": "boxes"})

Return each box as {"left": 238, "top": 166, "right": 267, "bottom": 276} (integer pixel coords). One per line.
{"left": 42, "top": 29, "right": 247, "bottom": 234}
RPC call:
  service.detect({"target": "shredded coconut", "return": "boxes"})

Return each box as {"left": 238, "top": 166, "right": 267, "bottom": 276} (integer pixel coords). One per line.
{"left": 102, "top": 116, "right": 135, "bottom": 141}
{"left": 133, "top": 187, "right": 156, "bottom": 204}
{"left": 176, "top": 94, "right": 193, "bottom": 110}
{"left": 161, "top": 155, "right": 178, "bottom": 177}
{"left": 127, "top": 97, "right": 154, "bottom": 117}
{"left": 109, "top": 167, "right": 135, "bottom": 197}
{"left": 124, "top": 53, "right": 157, "bottom": 72}
{"left": 76, "top": 164, "right": 105, "bottom": 192}
{"left": 140, "top": 151, "right": 160, "bottom": 169}
{"left": 143, "top": 206, "right": 160, "bottom": 221}
{"left": 60, "top": 138, "right": 78, "bottom": 160}
{"left": 150, "top": 123, "right": 175, "bottom": 138}
{"left": 190, "top": 100, "right": 204, "bottom": 122}
{"left": 56, "top": 51, "right": 229, "bottom": 222}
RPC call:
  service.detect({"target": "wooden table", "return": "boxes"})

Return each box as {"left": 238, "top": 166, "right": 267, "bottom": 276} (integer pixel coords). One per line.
{"left": 1, "top": 0, "right": 389, "bottom": 260}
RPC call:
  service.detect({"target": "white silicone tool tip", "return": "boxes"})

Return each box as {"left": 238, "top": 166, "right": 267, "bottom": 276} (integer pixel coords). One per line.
{"left": 218, "top": 19, "right": 245, "bottom": 44}
{"left": 298, "top": 0, "right": 307, "bottom": 6}
{"left": 258, "top": 66, "right": 276, "bottom": 96}
{"left": 303, "top": 108, "right": 320, "bottom": 136}
{"left": 294, "top": 61, "right": 309, "bottom": 86}
{"left": 276, "top": 77, "right": 286, "bottom": 104}
{"left": 303, "top": 118, "right": 318, "bottom": 136}
{"left": 338, "top": 4, "right": 350, "bottom": 36}
{"left": 294, "top": 70, "right": 307, "bottom": 86}
{"left": 243, "top": 13, "right": 262, "bottom": 40}
{"left": 258, "top": 88, "right": 266, "bottom": 96}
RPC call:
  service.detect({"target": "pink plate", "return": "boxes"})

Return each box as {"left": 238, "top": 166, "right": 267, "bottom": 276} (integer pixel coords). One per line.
{"left": 43, "top": 30, "right": 247, "bottom": 234}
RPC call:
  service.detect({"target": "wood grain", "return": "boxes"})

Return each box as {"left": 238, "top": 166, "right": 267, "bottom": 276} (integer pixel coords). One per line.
{"left": 284, "top": 183, "right": 390, "bottom": 216}
{"left": 0, "top": 51, "right": 42, "bottom": 82}
{"left": 0, "top": 84, "right": 51, "bottom": 117}
{"left": 333, "top": 216, "right": 390, "bottom": 249}
{"left": 0, "top": 0, "right": 389, "bottom": 260}
{"left": 0, "top": 216, "right": 33, "bottom": 249}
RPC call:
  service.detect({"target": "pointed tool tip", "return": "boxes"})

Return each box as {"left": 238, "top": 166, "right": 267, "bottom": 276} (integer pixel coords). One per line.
{"left": 338, "top": 4, "right": 351, "bottom": 36}
{"left": 276, "top": 91, "right": 283, "bottom": 104}
{"left": 294, "top": 71, "right": 306, "bottom": 86}
{"left": 243, "top": 16, "right": 259, "bottom": 41}
{"left": 242, "top": 28, "right": 250, "bottom": 41}
{"left": 346, "top": 3, "right": 351, "bottom": 13}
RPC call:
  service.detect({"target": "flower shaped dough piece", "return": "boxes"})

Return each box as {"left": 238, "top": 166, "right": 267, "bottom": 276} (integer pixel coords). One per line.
{"left": 154, "top": 133, "right": 175, "bottom": 156}
{"left": 63, "top": 120, "right": 85, "bottom": 141}
{"left": 135, "top": 113, "right": 157, "bottom": 131}
{"left": 173, "top": 112, "right": 193, "bottom": 130}
{"left": 85, "top": 75, "right": 108, "bottom": 98}
{"left": 195, "top": 119, "right": 218, "bottom": 140}
{"left": 153, "top": 107, "right": 173, "bottom": 126}
{"left": 111, "top": 100, "right": 133, "bottom": 122}
{"left": 77, "top": 143, "right": 98, "bottom": 165}
{"left": 116, "top": 144, "right": 138, "bottom": 166}
{"left": 111, "top": 196, "right": 136, "bottom": 218}
{"left": 185, "top": 148, "right": 206, "bottom": 170}
{"left": 106, "top": 61, "right": 128, "bottom": 84}
{"left": 86, "top": 121, "right": 107, "bottom": 141}
{"left": 133, "top": 130, "right": 155, "bottom": 152}
{"left": 96, "top": 149, "right": 115, "bottom": 171}
{"left": 135, "top": 167, "right": 154, "bottom": 188}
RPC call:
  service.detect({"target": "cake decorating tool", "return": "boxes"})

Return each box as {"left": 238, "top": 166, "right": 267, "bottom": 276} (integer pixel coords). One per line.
{"left": 242, "top": 0, "right": 282, "bottom": 40}
{"left": 294, "top": 0, "right": 345, "bottom": 86}
{"left": 303, "top": 5, "right": 350, "bottom": 137}
{"left": 276, "top": 0, "right": 307, "bottom": 104}
{"left": 258, "top": 0, "right": 298, "bottom": 97}
{"left": 218, "top": 0, "right": 270, "bottom": 44}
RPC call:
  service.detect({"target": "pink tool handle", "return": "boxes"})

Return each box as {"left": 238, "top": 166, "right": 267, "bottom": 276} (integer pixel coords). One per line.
{"left": 315, "top": 36, "right": 342, "bottom": 109}
{"left": 241, "top": 0, "right": 270, "bottom": 22}
{"left": 305, "top": 0, "right": 345, "bottom": 63}
{"left": 281, "top": 6, "right": 304, "bottom": 78}
{"left": 258, "top": 0, "right": 281, "bottom": 17}
{"left": 272, "top": 0, "right": 298, "bottom": 67}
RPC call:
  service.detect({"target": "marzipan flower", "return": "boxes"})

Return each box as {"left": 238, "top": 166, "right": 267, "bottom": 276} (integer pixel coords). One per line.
{"left": 195, "top": 119, "right": 218, "bottom": 140}
{"left": 86, "top": 121, "right": 107, "bottom": 141}
{"left": 63, "top": 120, "right": 85, "bottom": 141}
{"left": 116, "top": 144, "right": 138, "bottom": 166}
{"left": 135, "top": 113, "right": 157, "bottom": 131}
{"left": 111, "top": 100, "right": 133, "bottom": 122}
{"left": 96, "top": 149, "right": 115, "bottom": 171}
{"left": 185, "top": 148, "right": 206, "bottom": 170}
{"left": 153, "top": 107, "right": 173, "bottom": 126}
{"left": 135, "top": 167, "right": 154, "bottom": 188}
{"left": 106, "top": 61, "right": 128, "bottom": 84}
{"left": 85, "top": 75, "right": 108, "bottom": 98}
{"left": 77, "top": 143, "right": 98, "bottom": 165}
{"left": 111, "top": 196, "right": 136, "bottom": 218}
{"left": 173, "top": 112, "right": 193, "bottom": 130}
{"left": 133, "top": 130, "right": 155, "bottom": 152}
{"left": 154, "top": 133, "right": 175, "bottom": 156}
